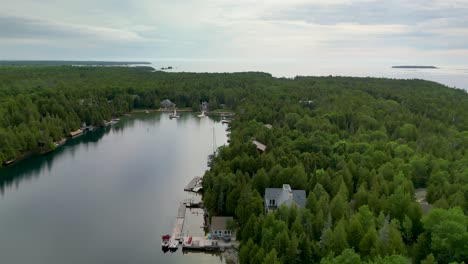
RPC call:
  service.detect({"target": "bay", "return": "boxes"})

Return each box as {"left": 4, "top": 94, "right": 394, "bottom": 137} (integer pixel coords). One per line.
{"left": 0, "top": 113, "right": 228, "bottom": 264}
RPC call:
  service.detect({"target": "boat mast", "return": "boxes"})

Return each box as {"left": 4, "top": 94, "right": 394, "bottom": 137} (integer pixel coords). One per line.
{"left": 213, "top": 123, "right": 217, "bottom": 154}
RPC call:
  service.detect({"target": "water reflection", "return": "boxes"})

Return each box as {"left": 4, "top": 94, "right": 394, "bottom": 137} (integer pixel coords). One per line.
{"left": 0, "top": 113, "right": 228, "bottom": 264}
{"left": 0, "top": 124, "right": 112, "bottom": 194}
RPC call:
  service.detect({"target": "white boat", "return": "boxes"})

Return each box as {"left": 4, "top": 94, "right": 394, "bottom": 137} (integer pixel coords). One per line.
{"left": 168, "top": 240, "right": 179, "bottom": 251}
{"left": 198, "top": 111, "right": 207, "bottom": 118}
{"left": 169, "top": 109, "right": 180, "bottom": 119}
{"left": 145, "top": 110, "right": 149, "bottom": 114}
{"left": 221, "top": 117, "right": 231, "bottom": 123}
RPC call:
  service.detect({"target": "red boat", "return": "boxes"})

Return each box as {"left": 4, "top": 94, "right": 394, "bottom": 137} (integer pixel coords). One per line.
{"left": 161, "top": 234, "right": 171, "bottom": 249}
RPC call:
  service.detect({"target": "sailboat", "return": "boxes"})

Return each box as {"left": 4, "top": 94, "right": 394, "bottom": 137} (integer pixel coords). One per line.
{"left": 207, "top": 124, "right": 217, "bottom": 167}
{"left": 198, "top": 110, "right": 206, "bottom": 118}
{"left": 169, "top": 108, "right": 180, "bottom": 119}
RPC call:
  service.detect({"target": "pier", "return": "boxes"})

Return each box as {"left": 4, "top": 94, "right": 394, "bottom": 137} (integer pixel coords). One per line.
{"left": 183, "top": 198, "right": 203, "bottom": 208}
{"left": 184, "top": 176, "right": 203, "bottom": 192}
{"left": 182, "top": 236, "right": 239, "bottom": 252}
{"left": 171, "top": 203, "right": 186, "bottom": 241}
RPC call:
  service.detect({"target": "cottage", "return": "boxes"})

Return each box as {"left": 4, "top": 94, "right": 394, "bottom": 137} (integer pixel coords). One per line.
{"left": 210, "top": 216, "right": 234, "bottom": 240}
{"left": 264, "top": 184, "right": 306, "bottom": 213}
{"left": 161, "top": 99, "right": 176, "bottom": 109}
{"left": 252, "top": 140, "right": 267, "bottom": 153}
{"left": 264, "top": 124, "right": 273, "bottom": 129}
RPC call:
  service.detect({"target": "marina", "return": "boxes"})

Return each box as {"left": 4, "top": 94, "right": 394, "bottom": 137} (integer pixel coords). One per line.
{"left": 164, "top": 177, "right": 238, "bottom": 254}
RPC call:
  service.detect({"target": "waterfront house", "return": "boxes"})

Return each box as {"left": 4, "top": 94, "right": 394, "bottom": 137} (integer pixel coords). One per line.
{"left": 161, "top": 99, "right": 175, "bottom": 109}
{"left": 264, "top": 184, "right": 306, "bottom": 213}
{"left": 210, "top": 216, "right": 234, "bottom": 240}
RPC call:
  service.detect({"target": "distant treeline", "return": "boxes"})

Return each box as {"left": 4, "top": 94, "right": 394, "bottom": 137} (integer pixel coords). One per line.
{"left": 392, "top": 66, "right": 438, "bottom": 69}
{"left": 0, "top": 61, "right": 151, "bottom": 66}
{"left": 0, "top": 66, "right": 467, "bottom": 263}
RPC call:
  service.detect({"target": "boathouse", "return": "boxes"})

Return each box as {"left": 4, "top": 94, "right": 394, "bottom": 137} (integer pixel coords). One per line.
{"left": 264, "top": 184, "right": 306, "bottom": 213}
{"left": 252, "top": 140, "right": 267, "bottom": 153}
{"left": 210, "top": 216, "right": 234, "bottom": 240}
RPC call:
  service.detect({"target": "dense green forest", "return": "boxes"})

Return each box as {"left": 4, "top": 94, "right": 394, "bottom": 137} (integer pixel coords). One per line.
{"left": 0, "top": 66, "right": 467, "bottom": 263}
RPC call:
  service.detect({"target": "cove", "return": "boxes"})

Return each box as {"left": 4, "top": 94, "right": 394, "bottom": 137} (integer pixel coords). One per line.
{"left": 0, "top": 113, "right": 228, "bottom": 264}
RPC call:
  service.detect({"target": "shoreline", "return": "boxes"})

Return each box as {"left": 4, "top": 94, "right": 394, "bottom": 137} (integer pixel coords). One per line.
{"left": 1, "top": 110, "right": 235, "bottom": 169}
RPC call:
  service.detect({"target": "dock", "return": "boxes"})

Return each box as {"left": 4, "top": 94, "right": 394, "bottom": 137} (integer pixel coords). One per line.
{"left": 184, "top": 177, "right": 203, "bottom": 192}
{"left": 171, "top": 203, "right": 186, "bottom": 241}
{"left": 182, "top": 236, "right": 239, "bottom": 252}
{"left": 69, "top": 129, "right": 83, "bottom": 138}
{"left": 183, "top": 198, "right": 203, "bottom": 208}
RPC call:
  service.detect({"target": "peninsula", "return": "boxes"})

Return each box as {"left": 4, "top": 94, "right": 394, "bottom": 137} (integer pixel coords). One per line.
{"left": 392, "top": 65, "right": 438, "bottom": 69}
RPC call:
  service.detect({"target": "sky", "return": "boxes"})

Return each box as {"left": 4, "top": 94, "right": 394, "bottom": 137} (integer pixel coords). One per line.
{"left": 1, "top": 0, "right": 468, "bottom": 66}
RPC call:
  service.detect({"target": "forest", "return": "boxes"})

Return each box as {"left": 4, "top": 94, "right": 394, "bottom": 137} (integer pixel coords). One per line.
{"left": 0, "top": 66, "right": 467, "bottom": 263}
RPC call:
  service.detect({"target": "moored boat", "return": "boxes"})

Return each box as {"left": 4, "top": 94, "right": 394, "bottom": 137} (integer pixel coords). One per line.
{"left": 54, "top": 138, "right": 67, "bottom": 148}
{"left": 3, "top": 159, "right": 17, "bottom": 166}
{"left": 161, "top": 234, "right": 171, "bottom": 249}
{"left": 168, "top": 239, "right": 179, "bottom": 252}
{"left": 169, "top": 109, "right": 180, "bottom": 119}
{"left": 198, "top": 111, "right": 206, "bottom": 118}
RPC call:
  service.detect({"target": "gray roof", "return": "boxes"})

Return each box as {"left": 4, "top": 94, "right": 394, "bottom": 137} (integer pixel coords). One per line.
{"left": 252, "top": 140, "right": 267, "bottom": 152}
{"left": 211, "top": 216, "right": 234, "bottom": 231}
{"left": 264, "top": 124, "right": 273, "bottom": 129}
{"left": 265, "top": 184, "right": 306, "bottom": 208}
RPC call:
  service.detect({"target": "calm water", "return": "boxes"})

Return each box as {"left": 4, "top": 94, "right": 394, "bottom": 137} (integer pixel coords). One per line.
{"left": 0, "top": 113, "right": 228, "bottom": 264}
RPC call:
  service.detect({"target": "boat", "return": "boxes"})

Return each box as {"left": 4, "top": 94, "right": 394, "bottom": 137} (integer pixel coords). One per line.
{"left": 3, "top": 159, "right": 17, "bottom": 166}
{"left": 169, "top": 109, "right": 180, "bottom": 119}
{"left": 198, "top": 111, "right": 207, "bottom": 118}
{"left": 54, "top": 138, "right": 67, "bottom": 148}
{"left": 221, "top": 117, "right": 231, "bottom": 124}
{"left": 161, "top": 234, "right": 171, "bottom": 249}
{"left": 182, "top": 236, "right": 193, "bottom": 247}
{"left": 145, "top": 110, "right": 149, "bottom": 114}
{"left": 207, "top": 125, "right": 217, "bottom": 167}
{"left": 169, "top": 240, "right": 179, "bottom": 252}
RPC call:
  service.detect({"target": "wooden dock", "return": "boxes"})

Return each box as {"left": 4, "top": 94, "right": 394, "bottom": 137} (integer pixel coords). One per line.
{"left": 182, "top": 236, "right": 239, "bottom": 252}
{"left": 171, "top": 203, "right": 186, "bottom": 241}
{"left": 184, "top": 177, "right": 202, "bottom": 192}
{"left": 183, "top": 198, "right": 203, "bottom": 208}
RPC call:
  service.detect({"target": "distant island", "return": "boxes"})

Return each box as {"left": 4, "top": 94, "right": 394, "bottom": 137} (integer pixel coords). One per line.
{"left": 0, "top": 60, "right": 151, "bottom": 66}
{"left": 392, "top": 65, "right": 438, "bottom": 69}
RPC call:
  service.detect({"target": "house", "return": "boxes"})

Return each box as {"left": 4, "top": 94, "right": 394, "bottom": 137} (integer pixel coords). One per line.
{"left": 264, "top": 184, "right": 306, "bottom": 213}
{"left": 210, "top": 216, "right": 234, "bottom": 240}
{"left": 264, "top": 124, "right": 273, "bottom": 129}
{"left": 252, "top": 140, "right": 267, "bottom": 153}
{"left": 161, "top": 99, "right": 175, "bottom": 109}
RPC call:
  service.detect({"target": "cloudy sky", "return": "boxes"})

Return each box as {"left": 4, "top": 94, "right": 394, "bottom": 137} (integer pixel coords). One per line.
{"left": 1, "top": 0, "right": 468, "bottom": 66}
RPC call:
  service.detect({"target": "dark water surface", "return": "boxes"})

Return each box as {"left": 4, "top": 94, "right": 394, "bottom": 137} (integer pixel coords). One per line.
{"left": 0, "top": 113, "right": 228, "bottom": 264}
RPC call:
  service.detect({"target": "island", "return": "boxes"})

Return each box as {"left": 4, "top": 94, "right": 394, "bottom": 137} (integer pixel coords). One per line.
{"left": 392, "top": 65, "right": 438, "bottom": 69}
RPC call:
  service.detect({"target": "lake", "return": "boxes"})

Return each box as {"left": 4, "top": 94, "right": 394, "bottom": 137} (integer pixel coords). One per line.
{"left": 0, "top": 113, "right": 228, "bottom": 264}
{"left": 148, "top": 59, "right": 468, "bottom": 91}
